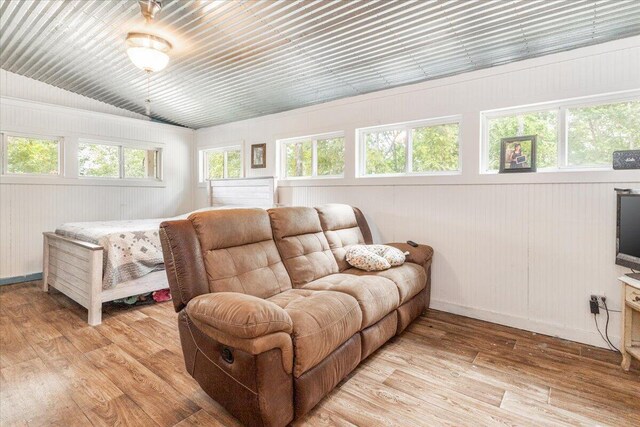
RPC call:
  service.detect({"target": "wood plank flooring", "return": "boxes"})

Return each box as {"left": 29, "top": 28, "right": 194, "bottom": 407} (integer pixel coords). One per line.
{"left": 1, "top": 281, "right": 638, "bottom": 426}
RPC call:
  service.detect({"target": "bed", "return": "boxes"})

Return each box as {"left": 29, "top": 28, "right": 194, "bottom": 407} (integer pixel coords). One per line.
{"left": 42, "top": 177, "right": 277, "bottom": 325}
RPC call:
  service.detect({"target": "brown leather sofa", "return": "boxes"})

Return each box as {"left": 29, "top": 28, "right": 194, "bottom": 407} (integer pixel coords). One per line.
{"left": 159, "top": 204, "right": 433, "bottom": 426}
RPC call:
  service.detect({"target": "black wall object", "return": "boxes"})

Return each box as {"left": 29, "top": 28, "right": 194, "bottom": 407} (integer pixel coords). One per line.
{"left": 613, "top": 150, "right": 640, "bottom": 170}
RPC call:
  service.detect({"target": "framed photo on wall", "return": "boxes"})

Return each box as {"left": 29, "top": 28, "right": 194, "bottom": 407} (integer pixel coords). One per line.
{"left": 499, "top": 135, "right": 537, "bottom": 173}
{"left": 251, "top": 143, "right": 266, "bottom": 169}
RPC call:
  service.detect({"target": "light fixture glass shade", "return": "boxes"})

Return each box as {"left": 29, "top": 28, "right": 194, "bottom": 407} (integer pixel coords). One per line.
{"left": 126, "top": 32, "right": 171, "bottom": 72}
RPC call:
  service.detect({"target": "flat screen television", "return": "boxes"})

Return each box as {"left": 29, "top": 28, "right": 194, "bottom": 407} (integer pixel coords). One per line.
{"left": 616, "top": 190, "right": 640, "bottom": 278}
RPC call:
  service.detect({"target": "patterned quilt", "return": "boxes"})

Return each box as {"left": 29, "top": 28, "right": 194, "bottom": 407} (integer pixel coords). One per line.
{"left": 55, "top": 207, "right": 247, "bottom": 289}
{"left": 55, "top": 207, "right": 253, "bottom": 289}
{"left": 56, "top": 218, "right": 172, "bottom": 289}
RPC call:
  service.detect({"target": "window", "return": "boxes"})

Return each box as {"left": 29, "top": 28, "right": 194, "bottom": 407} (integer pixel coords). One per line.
{"left": 359, "top": 118, "right": 460, "bottom": 176}
{"left": 200, "top": 146, "right": 242, "bottom": 180}
{"left": 281, "top": 133, "right": 344, "bottom": 178}
{"left": 483, "top": 95, "right": 639, "bottom": 171}
{"left": 2, "top": 133, "right": 61, "bottom": 175}
{"left": 566, "top": 101, "right": 640, "bottom": 167}
{"left": 317, "top": 137, "right": 345, "bottom": 176}
{"left": 363, "top": 129, "right": 406, "bottom": 175}
{"left": 78, "top": 141, "right": 161, "bottom": 180}
{"left": 412, "top": 123, "right": 460, "bottom": 173}
{"left": 124, "top": 147, "right": 159, "bottom": 179}
{"left": 79, "top": 143, "right": 119, "bottom": 178}
{"left": 486, "top": 109, "right": 559, "bottom": 171}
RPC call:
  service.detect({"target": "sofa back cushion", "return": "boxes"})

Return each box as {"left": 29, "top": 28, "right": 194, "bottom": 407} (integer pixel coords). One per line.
{"left": 315, "top": 204, "right": 368, "bottom": 271}
{"left": 160, "top": 219, "right": 210, "bottom": 312}
{"left": 268, "top": 207, "right": 338, "bottom": 287}
{"left": 189, "top": 208, "right": 291, "bottom": 299}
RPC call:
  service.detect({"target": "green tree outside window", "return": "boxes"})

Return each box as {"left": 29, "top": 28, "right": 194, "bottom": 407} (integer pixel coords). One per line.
{"left": 412, "top": 124, "right": 459, "bottom": 172}
{"left": 317, "top": 138, "right": 345, "bottom": 176}
{"left": 207, "top": 151, "right": 224, "bottom": 179}
{"left": 365, "top": 130, "right": 406, "bottom": 175}
{"left": 226, "top": 150, "right": 242, "bottom": 178}
{"left": 6, "top": 136, "right": 59, "bottom": 174}
{"left": 284, "top": 137, "right": 345, "bottom": 177}
{"left": 285, "top": 141, "right": 313, "bottom": 177}
{"left": 79, "top": 143, "right": 119, "bottom": 178}
{"left": 205, "top": 148, "right": 241, "bottom": 179}
{"left": 124, "top": 148, "right": 147, "bottom": 178}
{"left": 567, "top": 101, "right": 640, "bottom": 167}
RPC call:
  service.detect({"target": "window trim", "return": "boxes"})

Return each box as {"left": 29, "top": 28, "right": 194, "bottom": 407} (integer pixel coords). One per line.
{"left": 0, "top": 131, "right": 64, "bottom": 177}
{"left": 357, "top": 116, "right": 462, "bottom": 178}
{"left": 77, "top": 138, "right": 163, "bottom": 181}
{"left": 481, "top": 91, "right": 640, "bottom": 173}
{"left": 199, "top": 144, "right": 243, "bottom": 182}
{"left": 279, "top": 131, "right": 345, "bottom": 180}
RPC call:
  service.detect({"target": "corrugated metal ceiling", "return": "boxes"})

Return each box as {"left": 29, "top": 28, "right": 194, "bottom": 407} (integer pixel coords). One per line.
{"left": 1, "top": 0, "right": 639, "bottom": 129}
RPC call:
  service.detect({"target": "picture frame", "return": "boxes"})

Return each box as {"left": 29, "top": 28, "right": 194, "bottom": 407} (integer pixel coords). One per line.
{"left": 499, "top": 135, "right": 537, "bottom": 173}
{"left": 251, "top": 143, "right": 266, "bottom": 169}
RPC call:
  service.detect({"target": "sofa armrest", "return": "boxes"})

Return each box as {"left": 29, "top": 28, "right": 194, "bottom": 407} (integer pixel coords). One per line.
{"left": 386, "top": 242, "right": 434, "bottom": 267}
{"left": 186, "top": 292, "right": 293, "bottom": 339}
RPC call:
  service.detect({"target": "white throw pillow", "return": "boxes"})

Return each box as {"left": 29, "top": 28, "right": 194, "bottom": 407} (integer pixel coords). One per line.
{"left": 345, "top": 244, "right": 407, "bottom": 271}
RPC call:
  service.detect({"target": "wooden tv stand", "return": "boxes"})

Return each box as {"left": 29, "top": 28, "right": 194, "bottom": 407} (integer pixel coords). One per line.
{"left": 620, "top": 274, "right": 640, "bottom": 371}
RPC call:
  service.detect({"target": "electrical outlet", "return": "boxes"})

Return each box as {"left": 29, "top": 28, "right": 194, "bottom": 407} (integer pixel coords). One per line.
{"left": 589, "top": 294, "right": 606, "bottom": 314}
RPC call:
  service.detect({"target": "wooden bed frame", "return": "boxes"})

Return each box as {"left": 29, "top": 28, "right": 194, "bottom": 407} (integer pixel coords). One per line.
{"left": 42, "top": 233, "right": 168, "bottom": 325}
{"left": 42, "top": 177, "right": 277, "bottom": 325}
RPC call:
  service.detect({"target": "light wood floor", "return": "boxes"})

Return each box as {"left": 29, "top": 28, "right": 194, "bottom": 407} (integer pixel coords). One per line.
{"left": 1, "top": 281, "right": 639, "bottom": 426}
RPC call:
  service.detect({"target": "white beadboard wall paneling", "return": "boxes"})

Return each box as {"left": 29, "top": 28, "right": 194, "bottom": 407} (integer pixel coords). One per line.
{"left": 196, "top": 38, "right": 640, "bottom": 348}
{"left": 283, "top": 182, "right": 636, "bottom": 349}
{"left": 0, "top": 79, "right": 195, "bottom": 281}
{"left": 0, "top": 70, "right": 146, "bottom": 120}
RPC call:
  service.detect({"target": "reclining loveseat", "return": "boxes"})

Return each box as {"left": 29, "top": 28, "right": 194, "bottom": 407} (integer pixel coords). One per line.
{"left": 159, "top": 204, "right": 433, "bottom": 426}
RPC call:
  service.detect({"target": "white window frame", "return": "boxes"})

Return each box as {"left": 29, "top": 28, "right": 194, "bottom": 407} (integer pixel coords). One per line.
{"left": 0, "top": 131, "right": 64, "bottom": 177}
{"left": 481, "top": 91, "right": 640, "bottom": 173}
{"left": 78, "top": 138, "right": 163, "bottom": 181}
{"left": 199, "top": 145, "right": 243, "bottom": 182}
{"left": 279, "top": 131, "right": 345, "bottom": 179}
{"left": 357, "top": 116, "right": 462, "bottom": 177}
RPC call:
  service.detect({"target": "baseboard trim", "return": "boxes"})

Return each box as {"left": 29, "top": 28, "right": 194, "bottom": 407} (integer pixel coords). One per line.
{"left": 430, "top": 299, "right": 620, "bottom": 350}
{"left": 0, "top": 273, "right": 43, "bottom": 286}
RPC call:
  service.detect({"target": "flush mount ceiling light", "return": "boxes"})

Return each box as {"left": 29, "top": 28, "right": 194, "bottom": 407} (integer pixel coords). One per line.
{"left": 126, "top": 0, "right": 171, "bottom": 73}
{"left": 126, "top": 32, "right": 172, "bottom": 73}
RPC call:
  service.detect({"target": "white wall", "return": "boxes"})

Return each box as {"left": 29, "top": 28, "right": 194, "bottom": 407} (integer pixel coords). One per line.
{"left": 0, "top": 71, "right": 195, "bottom": 282}
{"left": 195, "top": 37, "right": 640, "bottom": 348}
{"left": 0, "top": 70, "right": 147, "bottom": 120}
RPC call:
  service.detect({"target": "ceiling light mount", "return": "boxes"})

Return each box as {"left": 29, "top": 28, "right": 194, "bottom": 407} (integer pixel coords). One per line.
{"left": 138, "top": 0, "right": 163, "bottom": 22}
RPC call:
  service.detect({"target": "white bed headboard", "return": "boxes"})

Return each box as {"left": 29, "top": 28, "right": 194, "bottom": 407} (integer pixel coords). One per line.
{"left": 208, "top": 177, "right": 277, "bottom": 209}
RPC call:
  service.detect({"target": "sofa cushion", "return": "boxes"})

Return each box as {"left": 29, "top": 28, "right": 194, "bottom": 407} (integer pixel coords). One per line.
{"left": 190, "top": 208, "right": 272, "bottom": 250}
{"left": 267, "top": 289, "right": 362, "bottom": 377}
{"left": 186, "top": 292, "right": 293, "bottom": 339}
{"left": 268, "top": 207, "right": 339, "bottom": 287}
{"left": 344, "top": 262, "right": 426, "bottom": 305}
{"left": 190, "top": 208, "right": 291, "bottom": 299}
{"left": 301, "top": 274, "right": 399, "bottom": 329}
{"left": 315, "top": 204, "right": 366, "bottom": 271}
